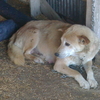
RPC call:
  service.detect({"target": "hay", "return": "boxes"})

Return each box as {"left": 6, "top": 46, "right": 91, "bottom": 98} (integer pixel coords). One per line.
{"left": 0, "top": 0, "right": 100, "bottom": 100}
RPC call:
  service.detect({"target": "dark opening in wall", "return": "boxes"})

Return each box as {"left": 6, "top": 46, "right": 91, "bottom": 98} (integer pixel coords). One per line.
{"left": 46, "top": 0, "right": 86, "bottom": 25}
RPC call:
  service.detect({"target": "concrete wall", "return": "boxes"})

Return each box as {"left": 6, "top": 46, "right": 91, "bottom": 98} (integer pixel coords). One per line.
{"left": 92, "top": 0, "right": 100, "bottom": 38}
{"left": 86, "top": 0, "right": 100, "bottom": 37}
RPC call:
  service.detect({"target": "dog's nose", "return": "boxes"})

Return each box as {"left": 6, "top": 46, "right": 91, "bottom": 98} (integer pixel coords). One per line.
{"left": 55, "top": 53, "right": 59, "bottom": 57}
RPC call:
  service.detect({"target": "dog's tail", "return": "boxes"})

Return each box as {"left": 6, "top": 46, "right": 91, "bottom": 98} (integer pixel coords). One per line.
{"left": 8, "top": 42, "right": 25, "bottom": 66}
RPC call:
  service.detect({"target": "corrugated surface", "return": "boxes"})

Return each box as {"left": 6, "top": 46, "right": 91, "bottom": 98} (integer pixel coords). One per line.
{"left": 46, "top": 0, "right": 86, "bottom": 24}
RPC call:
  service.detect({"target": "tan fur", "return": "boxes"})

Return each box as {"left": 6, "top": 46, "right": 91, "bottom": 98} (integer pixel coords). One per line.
{"left": 8, "top": 20, "right": 100, "bottom": 89}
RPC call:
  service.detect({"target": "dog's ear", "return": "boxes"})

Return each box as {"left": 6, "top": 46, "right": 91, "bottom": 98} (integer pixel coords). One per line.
{"left": 78, "top": 35, "right": 90, "bottom": 45}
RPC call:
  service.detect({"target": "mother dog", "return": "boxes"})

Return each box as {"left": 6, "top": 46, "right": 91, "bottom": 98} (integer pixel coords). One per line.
{"left": 8, "top": 20, "right": 100, "bottom": 89}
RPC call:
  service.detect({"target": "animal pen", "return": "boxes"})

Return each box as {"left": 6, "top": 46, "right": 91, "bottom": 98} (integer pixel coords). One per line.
{"left": 0, "top": 0, "right": 100, "bottom": 99}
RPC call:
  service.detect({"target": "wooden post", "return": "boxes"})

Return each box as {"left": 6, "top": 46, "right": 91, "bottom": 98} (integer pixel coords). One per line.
{"left": 30, "top": 0, "right": 41, "bottom": 17}
{"left": 40, "top": 0, "right": 62, "bottom": 21}
{"left": 86, "top": 0, "right": 92, "bottom": 28}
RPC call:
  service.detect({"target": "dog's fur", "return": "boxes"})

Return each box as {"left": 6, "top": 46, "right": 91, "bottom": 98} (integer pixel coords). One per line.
{"left": 8, "top": 20, "right": 100, "bottom": 89}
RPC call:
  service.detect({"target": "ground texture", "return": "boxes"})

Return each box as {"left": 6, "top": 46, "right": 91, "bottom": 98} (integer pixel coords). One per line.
{"left": 0, "top": 0, "right": 100, "bottom": 100}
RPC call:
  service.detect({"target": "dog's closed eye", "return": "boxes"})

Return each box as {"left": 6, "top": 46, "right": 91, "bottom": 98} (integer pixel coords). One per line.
{"left": 65, "top": 42, "right": 70, "bottom": 46}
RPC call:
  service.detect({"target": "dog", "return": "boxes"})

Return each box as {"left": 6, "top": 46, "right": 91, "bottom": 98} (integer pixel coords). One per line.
{"left": 8, "top": 20, "right": 100, "bottom": 89}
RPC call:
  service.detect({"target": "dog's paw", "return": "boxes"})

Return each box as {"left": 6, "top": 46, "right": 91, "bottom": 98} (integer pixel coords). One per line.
{"left": 79, "top": 80, "right": 90, "bottom": 89}
{"left": 34, "top": 57, "right": 44, "bottom": 64}
{"left": 75, "top": 75, "right": 90, "bottom": 89}
{"left": 87, "top": 78, "right": 98, "bottom": 89}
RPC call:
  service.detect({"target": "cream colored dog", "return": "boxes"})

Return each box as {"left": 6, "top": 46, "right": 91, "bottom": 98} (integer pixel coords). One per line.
{"left": 8, "top": 20, "right": 100, "bottom": 89}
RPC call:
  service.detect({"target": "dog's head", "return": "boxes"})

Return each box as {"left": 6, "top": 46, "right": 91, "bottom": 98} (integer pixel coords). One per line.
{"left": 55, "top": 25, "right": 90, "bottom": 58}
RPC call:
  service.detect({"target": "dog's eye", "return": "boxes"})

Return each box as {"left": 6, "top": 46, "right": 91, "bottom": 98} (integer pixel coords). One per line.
{"left": 65, "top": 42, "right": 70, "bottom": 46}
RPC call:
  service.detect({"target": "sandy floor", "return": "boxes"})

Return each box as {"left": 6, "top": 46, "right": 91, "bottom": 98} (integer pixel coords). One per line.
{"left": 0, "top": 0, "right": 100, "bottom": 100}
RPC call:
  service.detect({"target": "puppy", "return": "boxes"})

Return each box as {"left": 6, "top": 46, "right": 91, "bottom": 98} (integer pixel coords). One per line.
{"left": 8, "top": 20, "right": 100, "bottom": 89}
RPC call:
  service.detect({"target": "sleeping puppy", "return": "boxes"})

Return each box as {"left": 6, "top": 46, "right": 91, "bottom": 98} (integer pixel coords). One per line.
{"left": 8, "top": 20, "right": 100, "bottom": 89}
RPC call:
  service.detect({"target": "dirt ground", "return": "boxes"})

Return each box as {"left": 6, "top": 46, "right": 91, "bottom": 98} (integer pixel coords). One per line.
{"left": 0, "top": 0, "right": 100, "bottom": 100}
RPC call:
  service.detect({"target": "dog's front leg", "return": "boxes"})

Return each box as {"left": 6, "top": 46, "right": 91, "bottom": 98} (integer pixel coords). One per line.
{"left": 53, "top": 58, "right": 90, "bottom": 89}
{"left": 83, "top": 61, "right": 98, "bottom": 89}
